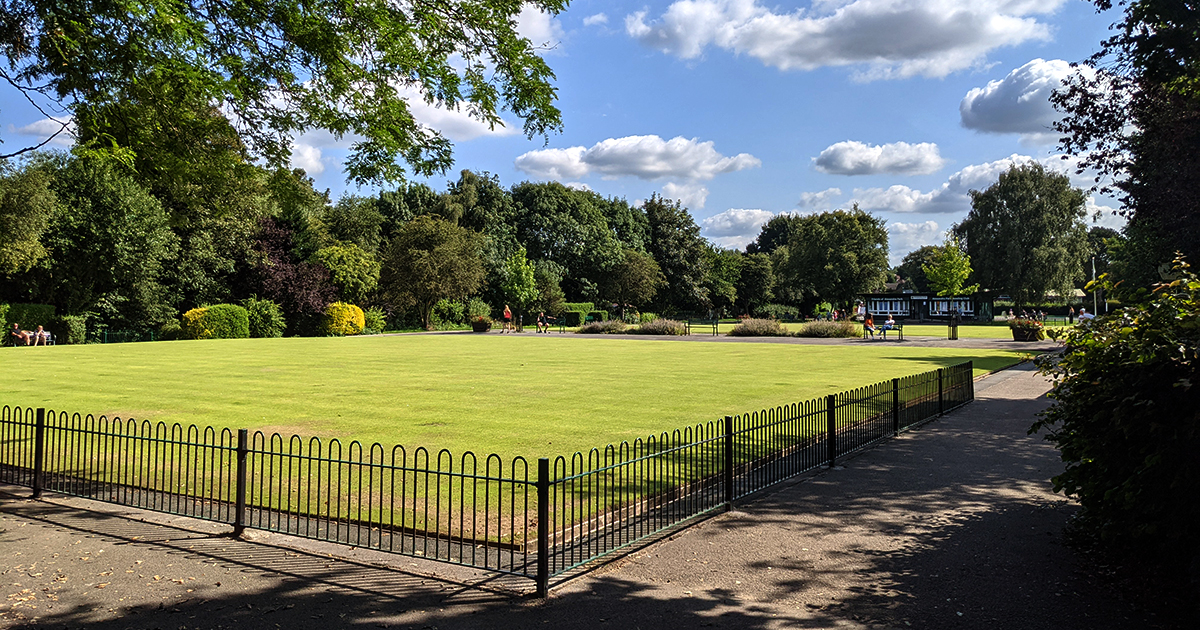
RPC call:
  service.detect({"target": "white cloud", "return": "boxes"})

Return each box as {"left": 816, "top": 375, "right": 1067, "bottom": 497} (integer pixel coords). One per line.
{"left": 849, "top": 153, "right": 1106, "bottom": 216}
{"left": 702, "top": 208, "right": 776, "bottom": 238}
{"left": 798, "top": 187, "right": 843, "bottom": 209}
{"left": 662, "top": 181, "right": 710, "bottom": 209}
{"left": 960, "top": 58, "right": 1083, "bottom": 144}
{"left": 12, "top": 118, "right": 76, "bottom": 147}
{"left": 289, "top": 142, "right": 326, "bottom": 176}
{"left": 514, "top": 135, "right": 760, "bottom": 184}
{"left": 516, "top": 5, "right": 565, "bottom": 52}
{"left": 397, "top": 85, "right": 519, "bottom": 142}
{"left": 625, "top": 0, "right": 1064, "bottom": 80}
{"left": 813, "top": 141, "right": 946, "bottom": 175}
{"left": 584, "top": 13, "right": 609, "bottom": 27}
{"left": 887, "top": 220, "right": 941, "bottom": 265}
{"left": 564, "top": 181, "right": 593, "bottom": 191}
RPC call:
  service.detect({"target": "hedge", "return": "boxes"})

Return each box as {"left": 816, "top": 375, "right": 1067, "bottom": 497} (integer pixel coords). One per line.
{"left": 561, "top": 302, "right": 594, "bottom": 313}
{"left": 182, "top": 304, "right": 251, "bottom": 339}
{"left": 587, "top": 310, "right": 609, "bottom": 322}
{"left": 562, "top": 311, "right": 583, "bottom": 327}
{"left": 50, "top": 315, "right": 87, "bottom": 345}
{"left": 324, "top": 302, "right": 365, "bottom": 336}
{"left": 4, "top": 303, "right": 55, "bottom": 329}
{"left": 242, "top": 297, "right": 286, "bottom": 338}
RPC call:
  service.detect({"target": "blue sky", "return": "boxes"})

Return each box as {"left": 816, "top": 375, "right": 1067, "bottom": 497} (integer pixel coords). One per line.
{"left": 1, "top": 1, "right": 1125, "bottom": 265}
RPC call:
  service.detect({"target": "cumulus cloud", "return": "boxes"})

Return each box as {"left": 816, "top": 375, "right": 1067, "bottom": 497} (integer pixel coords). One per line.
{"left": 289, "top": 142, "right": 326, "bottom": 176}
{"left": 397, "top": 85, "right": 520, "bottom": 142}
{"left": 849, "top": 153, "right": 1077, "bottom": 214}
{"left": 798, "top": 187, "right": 843, "bottom": 209}
{"left": 887, "top": 220, "right": 941, "bottom": 265}
{"left": 11, "top": 117, "right": 76, "bottom": 147}
{"left": 813, "top": 141, "right": 946, "bottom": 175}
{"left": 516, "top": 5, "right": 566, "bottom": 52}
{"left": 514, "top": 135, "right": 760, "bottom": 186}
{"left": 662, "top": 181, "right": 711, "bottom": 209}
{"left": 702, "top": 208, "right": 776, "bottom": 238}
{"left": 584, "top": 13, "right": 609, "bottom": 27}
{"left": 625, "top": 0, "right": 1064, "bottom": 80}
{"left": 960, "top": 58, "right": 1083, "bottom": 144}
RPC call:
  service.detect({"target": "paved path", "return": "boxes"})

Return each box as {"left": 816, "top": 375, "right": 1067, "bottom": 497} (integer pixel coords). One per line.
{"left": 0, "top": 364, "right": 1173, "bottom": 629}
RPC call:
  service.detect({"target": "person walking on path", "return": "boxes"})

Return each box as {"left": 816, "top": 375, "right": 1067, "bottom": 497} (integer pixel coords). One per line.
{"left": 501, "top": 304, "right": 513, "bottom": 333}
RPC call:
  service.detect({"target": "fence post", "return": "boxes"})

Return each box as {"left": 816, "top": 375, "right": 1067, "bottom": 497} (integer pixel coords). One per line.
{"left": 826, "top": 394, "right": 837, "bottom": 468}
{"left": 536, "top": 457, "right": 550, "bottom": 598}
{"left": 232, "top": 429, "right": 248, "bottom": 536}
{"left": 892, "top": 378, "right": 901, "bottom": 435}
{"left": 723, "top": 416, "right": 735, "bottom": 511}
{"left": 937, "top": 368, "right": 945, "bottom": 415}
{"left": 32, "top": 408, "right": 45, "bottom": 499}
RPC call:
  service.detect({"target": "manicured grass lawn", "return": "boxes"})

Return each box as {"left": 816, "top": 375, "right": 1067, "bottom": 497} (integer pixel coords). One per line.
{"left": 2, "top": 334, "right": 1032, "bottom": 460}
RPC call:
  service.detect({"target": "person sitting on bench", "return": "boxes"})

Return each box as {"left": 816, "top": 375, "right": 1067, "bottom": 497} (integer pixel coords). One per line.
{"left": 32, "top": 325, "right": 51, "bottom": 346}
{"left": 9, "top": 322, "right": 31, "bottom": 346}
{"left": 863, "top": 313, "right": 877, "bottom": 339}
{"left": 881, "top": 315, "right": 897, "bottom": 339}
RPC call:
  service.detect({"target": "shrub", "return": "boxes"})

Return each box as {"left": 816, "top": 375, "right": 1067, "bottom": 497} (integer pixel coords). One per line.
{"left": 430, "top": 298, "right": 467, "bottom": 329}
{"left": 576, "top": 319, "right": 627, "bottom": 334}
{"left": 465, "top": 298, "right": 491, "bottom": 320}
{"left": 182, "top": 304, "right": 251, "bottom": 339}
{"left": 0, "top": 304, "right": 7, "bottom": 327}
{"left": 728, "top": 318, "right": 792, "bottom": 337}
{"left": 563, "top": 311, "right": 584, "bottom": 327}
{"left": 638, "top": 312, "right": 659, "bottom": 324}
{"left": 323, "top": 302, "right": 365, "bottom": 336}
{"left": 796, "top": 320, "right": 862, "bottom": 338}
{"left": 51, "top": 315, "right": 87, "bottom": 345}
{"left": 1032, "top": 260, "right": 1200, "bottom": 573}
{"left": 4, "top": 303, "right": 55, "bottom": 329}
{"left": 158, "top": 320, "right": 182, "bottom": 341}
{"left": 561, "top": 302, "right": 594, "bottom": 314}
{"left": 631, "top": 318, "right": 686, "bottom": 336}
{"left": 363, "top": 307, "right": 387, "bottom": 334}
{"left": 587, "top": 310, "right": 609, "bottom": 322}
{"left": 242, "top": 297, "right": 286, "bottom": 338}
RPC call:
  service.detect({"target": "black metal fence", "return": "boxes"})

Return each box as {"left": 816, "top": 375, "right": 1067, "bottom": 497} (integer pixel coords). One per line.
{"left": 1, "top": 362, "right": 973, "bottom": 595}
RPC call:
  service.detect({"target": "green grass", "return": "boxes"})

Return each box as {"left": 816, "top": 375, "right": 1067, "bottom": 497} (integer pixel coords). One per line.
{"left": 2, "top": 334, "right": 1032, "bottom": 461}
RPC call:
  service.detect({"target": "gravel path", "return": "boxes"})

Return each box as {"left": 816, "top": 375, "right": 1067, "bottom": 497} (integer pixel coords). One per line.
{"left": 0, "top": 363, "right": 1176, "bottom": 629}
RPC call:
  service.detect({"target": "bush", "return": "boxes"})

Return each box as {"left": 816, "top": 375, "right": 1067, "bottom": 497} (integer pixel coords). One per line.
{"left": 431, "top": 298, "right": 466, "bottom": 328}
{"left": 631, "top": 318, "right": 686, "bottom": 335}
{"left": 182, "top": 304, "right": 251, "bottom": 340}
{"left": 728, "top": 318, "right": 792, "bottom": 337}
{"left": 4, "top": 303, "right": 55, "bottom": 329}
{"left": 158, "top": 320, "right": 182, "bottom": 341}
{"left": 796, "top": 320, "right": 862, "bottom": 338}
{"left": 638, "top": 312, "right": 659, "bottom": 324}
{"left": 0, "top": 304, "right": 7, "bottom": 327}
{"left": 561, "top": 302, "right": 594, "bottom": 314}
{"left": 242, "top": 297, "right": 286, "bottom": 338}
{"left": 576, "top": 319, "right": 627, "bottom": 334}
{"left": 562, "top": 311, "right": 584, "bottom": 327}
{"left": 1032, "top": 260, "right": 1200, "bottom": 572}
{"left": 1008, "top": 318, "right": 1046, "bottom": 339}
{"left": 465, "top": 298, "right": 491, "bottom": 320}
{"left": 51, "top": 315, "right": 87, "bottom": 345}
{"left": 363, "top": 307, "right": 387, "bottom": 334}
{"left": 587, "top": 310, "right": 609, "bottom": 322}
{"left": 323, "top": 302, "right": 365, "bottom": 336}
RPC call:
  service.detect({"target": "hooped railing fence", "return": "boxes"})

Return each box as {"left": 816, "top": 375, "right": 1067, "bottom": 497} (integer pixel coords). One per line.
{"left": 0, "top": 362, "right": 974, "bottom": 595}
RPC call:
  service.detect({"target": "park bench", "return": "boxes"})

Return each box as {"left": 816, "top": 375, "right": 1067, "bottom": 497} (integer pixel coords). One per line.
{"left": 685, "top": 318, "right": 719, "bottom": 336}
{"left": 879, "top": 321, "right": 904, "bottom": 341}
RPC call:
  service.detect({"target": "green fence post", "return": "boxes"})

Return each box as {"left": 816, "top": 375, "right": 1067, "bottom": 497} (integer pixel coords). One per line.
{"left": 232, "top": 429, "right": 248, "bottom": 536}
{"left": 536, "top": 457, "right": 550, "bottom": 598}
{"left": 826, "top": 394, "right": 837, "bottom": 468}
{"left": 32, "top": 408, "right": 45, "bottom": 499}
{"left": 892, "top": 378, "right": 900, "bottom": 435}
{"left": 938, "top": 368, "right": 945, "bottom": 415}
{"left": 723, "top": 416, "right": 735, "bottom": 510}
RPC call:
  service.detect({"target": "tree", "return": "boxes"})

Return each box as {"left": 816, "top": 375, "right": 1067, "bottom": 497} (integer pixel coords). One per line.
{"left": 313, "top": 244, "right": 381, "bottom": 305}
{"left": 644, "top": 194, "right": 709, "bottom": 313}
{"left": 702, "top": 245, "right": 742, "bottom": 317}
{"left": 735, "top": 252, "right": 775, "bottom": 315}
{"left": 321, "top": 195, "right": 386, "bottom": 254}
{"left": 379, "top": 216, "right": 485, "bottom": 330}
{"left": 954, "top": 163, "right": 1089, "bottom": 305}
{"left": 602, "top": 248, "right": 666, "bottom": 321}
{"left": 1052, "top": 1, "right": 1200, "bottom": 287}
{"left": 775, "top": 206, "right": 890, "bottom": 313}
{"left": 0, "top": 160, "right": 55, "bottom": 274}
{"left": 248, "top": 217, "right": 337, "bottom": 332}
{"left": 0, "top": 1, "right": 565, "bottom": 184}
{"left": 746, "top": 214, "right": 804, "bottom": 255}
{"left": 922, "top": 236, "right": 979, "bottom": 296}
{"left": 499, "top": 246, "right": 538, "bottom": 328}
{"left": 894, "top": 246, "right": 939, "bottom": 293}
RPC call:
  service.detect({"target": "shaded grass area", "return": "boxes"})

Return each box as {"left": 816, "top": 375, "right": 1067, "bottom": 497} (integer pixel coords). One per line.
{"left": 1, "top": 334, "right": 1029, "bottom": 460}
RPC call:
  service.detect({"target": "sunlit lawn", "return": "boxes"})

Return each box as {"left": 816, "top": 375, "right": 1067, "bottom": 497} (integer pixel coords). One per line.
{"left": 2, "top": 334, "right": 1034, "bottom": 460}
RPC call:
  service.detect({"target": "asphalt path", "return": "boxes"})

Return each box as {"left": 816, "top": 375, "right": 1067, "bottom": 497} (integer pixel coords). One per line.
{"left": 0, "top": 363, "right": 1179, "bottom": 629}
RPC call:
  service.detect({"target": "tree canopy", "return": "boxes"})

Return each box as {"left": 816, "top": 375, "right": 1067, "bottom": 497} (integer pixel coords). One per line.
{"left": 774, "top": 206, "right": 890, "bottom": 313}
{"left": 922, "top": 236, "right": 978, "bottom": 297}
{"left": 0, "top": 0, "right": 565, "bottom": 185}
{"left": 954, "top": 163, "right": 1089, "bottom": 305}
{"left": 378, "top": 215, "right": 485, "bottom": 330}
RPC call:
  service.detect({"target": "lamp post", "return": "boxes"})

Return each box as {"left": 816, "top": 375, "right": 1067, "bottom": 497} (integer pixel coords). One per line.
{"left": 1092, "top": 256, "right": 1098, "bottom": 315}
